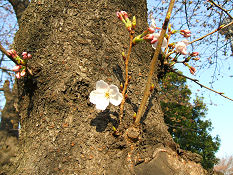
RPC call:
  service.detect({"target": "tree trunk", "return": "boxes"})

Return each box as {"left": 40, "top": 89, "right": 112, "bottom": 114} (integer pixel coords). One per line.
{"left": 0, "top": 81, "right": 19, "bottom": 174}
{"left": 12, "top": 0, "right": 207, "bottom": 174}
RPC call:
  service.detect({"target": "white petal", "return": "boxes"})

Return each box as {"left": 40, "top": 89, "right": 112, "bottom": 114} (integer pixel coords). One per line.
{"left": 90, "top": 90, "right": 109, "bottom": 110}
{"left": 109, "top": 85, "right": 123, "bottom": 106}
{"left": 96, "top": 80, "right": 109, "bottom": 93}
{"left": 109, "top": 85, "right": 119, "bottom": 95}
{"left": 152, "top": 33, "right": 167, "bottom": 49}
{"left": 95, "top": 99, "right": 109, "bottom": 110}
{"left": 152, "top": 38, "right": 167, "bottom": 49}
{"left": 90, "top": 90, "right": 105, "bottom": 104}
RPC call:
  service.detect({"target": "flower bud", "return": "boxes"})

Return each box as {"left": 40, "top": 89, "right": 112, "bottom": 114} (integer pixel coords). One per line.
{"left": 16, "top": 72, "right": 21, "bottom": 79}
{"left": 189, "top": 66, "right": 196, "bottom": 75}
{"left": 132, "top": 16, "right": 136, "bottom": 29}
{"left": 143, "top": 34, "right": 154, "bottom": 41}
{"left": 133, "top": 112, "right": 136, "bottom": 121}
{"left": 122, "top": 52, "right": 126, "bottom": 61}
{"left": 150, "top": 83, "right": 155, "bottom": 92}
{"left": 12, "top": 65, "right": 21, "bottom": 72}
{"left": 22, "top": 52, "right": 27, "bottom": 56}
{"left": 21, "top": 69, "right": 26, "bottom": 77}
{"left": 192, "top": 57, "right": 200, "bottom": 61}
{"left": 190, "top": 52, "right": 199, "bottom": 57}
{"left": 27, "top": 53, "right": 32, "bottom": 59}
{"left": 128, "top": 75, "right": 131, "bottom": 82}
{"left": 180, "top": 29, "right": 191, "bottom": 37}
{"left": 148, "top": 27, "right": 155, "bottom": 33}
{"left": 120, "top": 83, "right": 123, "bottom": 91}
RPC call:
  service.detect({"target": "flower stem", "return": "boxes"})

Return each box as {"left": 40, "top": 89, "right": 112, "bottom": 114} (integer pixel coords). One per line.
{"left": 134, "top": 0, "right": 176, "bottom": 126}
{"left": 120, "top": 32, "right": 134, "bottom": 124}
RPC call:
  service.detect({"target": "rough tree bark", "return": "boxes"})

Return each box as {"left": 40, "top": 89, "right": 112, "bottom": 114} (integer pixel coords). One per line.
{"left": 10, "top": 0, "right": 207, "bottom": 174}
{"left": 0, "top": 81, "right": 19, "bottom": 174}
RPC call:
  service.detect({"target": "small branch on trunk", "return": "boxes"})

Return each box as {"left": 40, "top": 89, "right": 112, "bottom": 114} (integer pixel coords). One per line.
{"left": 119, "top": 32, "right": 134, "bottom": 124}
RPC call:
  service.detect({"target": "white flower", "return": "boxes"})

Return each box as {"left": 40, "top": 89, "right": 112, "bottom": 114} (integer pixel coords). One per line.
{"left": 151, "top": 32, "right": 168, "bottom": 49}
{"left": 175, "top": 39, "right": 189, "bottom": 55}
{"left": 89, "top": 80, "right": 123, "bottom": 110}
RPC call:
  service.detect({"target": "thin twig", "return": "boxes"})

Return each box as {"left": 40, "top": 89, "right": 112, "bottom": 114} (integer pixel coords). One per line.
{"left": 189, "top": 20, "right": 233, "bottom": 44}
{"left": 134, "top": 0, "right": 176, "bottom": 126}
{"left": 0, "top": 67, "right": 13, "bottom": 72}
{"left": 207, "top": 0, "right": 233, "bottom": 19}
{"left": 0, "top": 42, "right": 18, "bottom": 65}
{"left": 119, "top": 32, "right": 134, "bottom": 123}
{"left": 170, "top": 69, "right": 233, "bottom": 102}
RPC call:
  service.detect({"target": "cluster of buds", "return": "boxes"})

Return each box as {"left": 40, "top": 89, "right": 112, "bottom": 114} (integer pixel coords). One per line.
{"left": 7, "top": 50, "right": 32, "bottom": 79}
{"left": 180, "top": 29, "right": 191, "bottom": 38}
{"left": 7, "top": 49, "right": 26, "bottom": 65}
{"left": 22, "top": 52, "right": 32, "bottom": 60}
{"left": 12, "top": 65, "right": 26, "bottom": 79}
{"left": 117, "top": 11, "right": 136, "bottom": 32}
{"left": 133, "top": 27, "right": 155, "bottom": 44}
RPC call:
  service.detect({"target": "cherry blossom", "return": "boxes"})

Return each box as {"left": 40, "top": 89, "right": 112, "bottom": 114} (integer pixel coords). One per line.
{"left": 90, "top": 80, "right": 123, "bottom": 110}
{"left": 151, "top": 32, "right": 168, "bottom": 49}
{"left": 175, "top": 39, "right": 189, "bottom": 55}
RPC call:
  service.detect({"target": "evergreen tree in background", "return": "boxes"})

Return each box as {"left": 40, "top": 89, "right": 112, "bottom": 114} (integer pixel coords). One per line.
{"left": 160, "top": 72, "right": 221, "bottom": 170}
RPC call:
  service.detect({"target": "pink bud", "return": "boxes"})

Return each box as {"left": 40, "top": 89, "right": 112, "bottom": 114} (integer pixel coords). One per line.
{"left": 20, "top": 69, "right": 26, "bottom": 77}
{"left": 27, "top": 53, "right": 32, "bottom": 59}
{"left": 121, "top": 11, "right": 128, "bottom": 19}
{"left": 189, "top": 66, "right": 196, "bottom": 75}
{"left": 143, "top": 34, "right": 154, "bottom": 41}
{"left": 16, "top": 72, "right": 21, "bottom": 79}
{"left": 7, "top": 49, "right": 18, "bottom": 58}
{"left": 151, "top": 38, "right": 158, "bottom": 44}
{"left": 190, "top": 52, "right": 199, "bottom": 57}
{"left": 12, "top": 65, "right": 21, "bottom": 72}
{"left": 181, "top": 29, "right": 191, "bottom": 34}
{"left": 22, "top": 52, "right": 27, "bottom": 56}
{"left": 180, "top": 29, "right": 191, "bottom": 37}
{"left": 116, "top": 12, "right": 123, "bottom": 20}
{"left": 23, "top": 55, "right": 28, "bottom": 59}
{"left": 148, "top": 27, "right": 155, "bottom": 33}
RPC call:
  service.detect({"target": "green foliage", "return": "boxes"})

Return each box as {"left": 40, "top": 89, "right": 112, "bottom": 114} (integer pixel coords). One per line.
{"left": 160, "top": 72, "right": 220, "bottom": 170}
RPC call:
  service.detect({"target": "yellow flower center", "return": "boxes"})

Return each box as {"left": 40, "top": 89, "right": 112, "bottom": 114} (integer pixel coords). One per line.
{"left": 105, "top": 92, "right": 110, "bottom": 99}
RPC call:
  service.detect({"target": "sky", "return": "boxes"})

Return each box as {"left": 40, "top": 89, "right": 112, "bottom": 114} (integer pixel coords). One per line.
{"left": 147, "top": 0, "right": 233, "bottom": 159}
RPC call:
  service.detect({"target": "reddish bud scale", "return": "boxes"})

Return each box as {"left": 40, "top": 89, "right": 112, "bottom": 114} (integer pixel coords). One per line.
{"left": 150, "top": 84, "right": 155, "bottom": 92}
{"left": 133, "top": 113, "right": 136, "bottom": 121}
{"left": 128, "top": 75, "right": 131, "bottom": 82}
{"left": 122, "top": 52, "right": 126, "bottom": 61}
{"left": 120, "top": 83, "right": 123, "bottom": 91}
